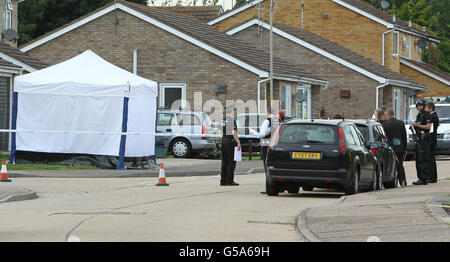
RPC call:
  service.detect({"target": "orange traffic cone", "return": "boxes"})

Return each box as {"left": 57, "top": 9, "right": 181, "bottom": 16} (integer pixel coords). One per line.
{"left": 1, "top": 160, "right": 11, "bottom": 182}
{"left": 155, "top": 163, "right": 169, "bottom": 186}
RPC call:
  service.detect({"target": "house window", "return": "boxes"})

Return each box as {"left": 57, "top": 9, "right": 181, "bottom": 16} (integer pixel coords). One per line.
{"left": 4, "top": 0, "right": 12, "bottom": 30}
{"left": 393, "top": 31, "right": 399, "bottom": 56}
{"left": 159, "top": 83, "right": 186, "bottom": 109}
{"left": 401, "top": 35, "right": 408, "bottom": 50}
{"left": 393, "top": 89, "right": 401, "bottom": 119}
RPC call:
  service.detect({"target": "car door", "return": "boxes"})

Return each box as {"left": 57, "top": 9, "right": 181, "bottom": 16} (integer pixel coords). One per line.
{"left": 349, "top": 125, "right": 372, "bottom": 186}
{"left": 377, "top": 125, "right": 395, "bottom": 180}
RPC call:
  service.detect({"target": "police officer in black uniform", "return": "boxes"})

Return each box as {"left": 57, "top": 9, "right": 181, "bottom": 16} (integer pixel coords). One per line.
{"left": 426, "top": 102, "right": 439, "bottom": 183}
{"left": 220, "top": 105, "right": 241, "bottom": 186}
{"left": 411, "top": 98, "right": 432, "bottom": 185}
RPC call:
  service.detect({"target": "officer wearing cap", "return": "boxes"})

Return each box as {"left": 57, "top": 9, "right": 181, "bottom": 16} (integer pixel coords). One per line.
{"left": 411, "top": 98, "right": 432, "bottom": 185}
{"left": 220, "top": 104, "right": 241, "bottom": 186}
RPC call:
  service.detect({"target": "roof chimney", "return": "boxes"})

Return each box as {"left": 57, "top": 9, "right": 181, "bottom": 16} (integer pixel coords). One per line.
{"left": 393, "top": 15, "right": 396, "bottom": 24}
{"left": 422, "top": 26, "right": 427, "bottom": 32}
{"left": 408, "top": 20, "right": 412, "bottom": 27}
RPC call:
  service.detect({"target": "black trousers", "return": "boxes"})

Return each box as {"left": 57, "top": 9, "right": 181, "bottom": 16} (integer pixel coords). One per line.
{"left": 429, "top": 144, "right": 437, "bottom": 182}
{"left": 221, "top": 138, "right": 236, "bottom": 184}
{"left": 395, "top": 152, "right": 406, "bottom": 184}
{"left": 415, "top": 136, "right": 431, "bottom": 182}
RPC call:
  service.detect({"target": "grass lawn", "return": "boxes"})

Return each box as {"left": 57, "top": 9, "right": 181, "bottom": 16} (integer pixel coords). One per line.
{"left": 1, "top": 153, "right": 99, "bottom": 170}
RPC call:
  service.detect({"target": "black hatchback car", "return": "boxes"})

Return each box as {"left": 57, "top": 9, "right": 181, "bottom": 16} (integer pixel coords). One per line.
{"left": 266, "top": 119, "right": 377, "bottom": 196}
{"left": 351, "top": 120, "right": 398, "bottom": 189}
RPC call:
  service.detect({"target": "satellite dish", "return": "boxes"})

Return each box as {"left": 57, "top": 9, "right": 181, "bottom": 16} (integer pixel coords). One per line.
{"left": 381, "top": 0, "right": 390, "bottom": 10}
{"left": 417, "top": 38, "right": 427, "bottom": 49}
{"left": 3, "top": 29, "right": 18, "bottom": 41}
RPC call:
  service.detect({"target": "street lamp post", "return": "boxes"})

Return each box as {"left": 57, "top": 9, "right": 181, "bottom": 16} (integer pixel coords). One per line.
{"left": 269, "top": 0, "right": 274, "bottom": 113}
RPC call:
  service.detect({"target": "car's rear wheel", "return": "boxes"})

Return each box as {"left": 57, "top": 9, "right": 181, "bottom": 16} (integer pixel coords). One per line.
{"left": 345, "top": 167, "right": 359, "bottom": 195}
{"left": 384, "top": 166, "right": 398, "bottom": 189}
{"left": 266, "top": 180, "right": 279, "bottom": 196}
{"left": 170, "top": 138, "right": 192, "bottom": 158}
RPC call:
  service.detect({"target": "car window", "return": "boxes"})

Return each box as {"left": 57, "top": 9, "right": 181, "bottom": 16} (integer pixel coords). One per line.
{"left": 377, "top": 125, "right": 388, "bottom": 143}
{"left": 202, "top": 113, "right": 212, "bottom": 127}
{"left": 279, "top": 124, "right": 337, "bottom": 144}
{"left": 354, "top": 127, "right": 366, "bottom": 145}
{"left": 349, "top": 125, "right": 364, "bottom": 146}
{"left": 176, "top": 114, "right": 201, "bottom": 126}
{"left": 373, "top": 126, "right": 383, "bottom": 142}
{"left": 344, "top": 125, "right": 356, "bottom": 145}
{"left": 157, "top": 113, "right": 173, "bottom": 126}
{"left": 355, "top": 124, "right": 369, "bottom": 142}
{"left": 435, "top": 106, "right": 450, "bottom": 119}
{"left": 235, "top": 115, "right": 246, "bottom": 128}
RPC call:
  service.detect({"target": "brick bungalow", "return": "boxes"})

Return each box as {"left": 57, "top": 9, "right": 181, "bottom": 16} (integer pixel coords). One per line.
{"left": 19, "top": 0, "right": 327, "bottom": 121}
{"left": 227, "top": 19, "right": 426, "bottom": 119}
{"left": 207, "top": 0, "right": 449, "bottom": 104}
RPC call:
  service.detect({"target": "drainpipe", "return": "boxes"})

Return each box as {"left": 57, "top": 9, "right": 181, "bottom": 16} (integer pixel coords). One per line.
{"left": 257, "top": 78, "right": 270, "bottom": 114}
{"left": 133, "top": 50, "right": 138, "bottom": 75}
{"left": 376, "top": 81, "right": 389, "bottom": 109}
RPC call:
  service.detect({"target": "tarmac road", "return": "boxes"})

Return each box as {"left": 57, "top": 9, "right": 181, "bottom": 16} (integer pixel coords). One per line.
{"left": 0, "top": 158, "right": 449, "bottom": 242}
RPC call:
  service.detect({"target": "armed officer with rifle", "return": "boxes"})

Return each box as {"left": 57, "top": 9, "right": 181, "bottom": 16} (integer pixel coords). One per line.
{"left": 410, "top": 98, "right": 432, "bottom": 185}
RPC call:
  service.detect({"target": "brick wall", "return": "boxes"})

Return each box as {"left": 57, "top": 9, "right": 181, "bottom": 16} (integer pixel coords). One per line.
{"left": 25, "top": 9, "right": 295, "bottom": 116}
{"left": 401, "top": 63, "right": 450, "bottom": 97}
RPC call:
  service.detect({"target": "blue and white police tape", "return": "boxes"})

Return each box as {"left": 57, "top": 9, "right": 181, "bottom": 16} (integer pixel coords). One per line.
{"left": 0, "top": 129, "right": 260, "bottom": 139}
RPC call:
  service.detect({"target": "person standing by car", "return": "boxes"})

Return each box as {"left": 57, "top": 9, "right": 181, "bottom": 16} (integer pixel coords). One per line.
{"left": 410, "top": 98, "right": 432, "bottom": 185}
{"left": 382, "top": 109, "right": 408, "bottom": 187}
{"left": 220, "top": 105, "right": 241, "bottom": 186}
{"left": 249, "top": 109, "right": 285, "bottom": 168}
{"left": 425, "top": 102, "right": 439, "bottom": 183}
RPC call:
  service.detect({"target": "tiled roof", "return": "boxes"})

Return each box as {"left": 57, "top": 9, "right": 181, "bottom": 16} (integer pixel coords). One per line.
{"left": 402, "top": 59, "right": 450, "bottom": 83}
{"left": 339, "top": 0, "right": 439, "bottom": 40}
{"left": 152, "top": 6, "right": 223, "bottom": 22}
{"left": 118, "top": 1, "right": 324, "bottom": 81}
{"left": 273, "top": 22, "right": 425, "bottom": 88}
{"left": 0, "top": 42, "right": 48, "bottom": 70}
{"left": 0, "top": 57, "right": 21, "bottom": 69}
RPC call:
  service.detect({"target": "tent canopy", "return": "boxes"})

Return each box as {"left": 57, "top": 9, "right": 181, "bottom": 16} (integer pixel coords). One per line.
{"left": 15, "top": 50, "right": 158, "bottom": 97}
{"left": 12, "top": 50, "right": 158, "bottom": 169}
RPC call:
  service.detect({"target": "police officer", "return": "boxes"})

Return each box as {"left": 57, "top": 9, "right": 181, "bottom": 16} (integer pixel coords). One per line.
{"left": 411, "top": 98, "right": 432, "bottom": 185}
{"left": 249, "top": 109, "right": 285, "bottom": 168}
{"left": 425, "top": 102, "right": 439, "bottom": 183}
{"left": 220, "top": 105, "right": 241, "bottom": 186}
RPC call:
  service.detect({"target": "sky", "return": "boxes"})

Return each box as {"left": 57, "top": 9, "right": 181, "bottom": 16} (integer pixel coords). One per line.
{"left": 147, "top": 0, "right": 236, "bottom": 11}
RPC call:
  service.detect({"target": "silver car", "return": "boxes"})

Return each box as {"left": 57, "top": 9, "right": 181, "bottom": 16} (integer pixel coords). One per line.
{"left": 156, "top": 110, "right": 216, "bottom": 158}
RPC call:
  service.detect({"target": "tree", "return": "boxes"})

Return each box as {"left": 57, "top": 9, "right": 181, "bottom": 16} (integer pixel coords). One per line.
{"left": 18, "top": 0, "right": 148, "bottom": 46}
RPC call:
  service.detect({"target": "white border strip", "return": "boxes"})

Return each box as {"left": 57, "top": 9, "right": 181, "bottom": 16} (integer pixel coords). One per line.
{"left": 227, "top": 19, "right": 386, "bottom": 83}
{"left": 0, "top": 52, "right": 36, "bottom": 72}
{"left": 400, "top": 59, "right": 450, "bottom": 86}
{"left": 207, "top": 0, "right": 263, "bottom": 25}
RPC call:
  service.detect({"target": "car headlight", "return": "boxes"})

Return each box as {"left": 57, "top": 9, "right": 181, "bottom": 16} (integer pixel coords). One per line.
{"left": 444, "top": 131, "right": 450, "bottom": 140}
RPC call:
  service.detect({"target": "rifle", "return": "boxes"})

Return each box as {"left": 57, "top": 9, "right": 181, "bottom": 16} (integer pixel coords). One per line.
{"left": 409, "top": 125, "right": 423, "bottom": 159}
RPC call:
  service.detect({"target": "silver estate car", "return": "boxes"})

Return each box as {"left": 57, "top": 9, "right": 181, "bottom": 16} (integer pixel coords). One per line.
{"left": 156, "top": 110, "right": 216, "bottom": 158}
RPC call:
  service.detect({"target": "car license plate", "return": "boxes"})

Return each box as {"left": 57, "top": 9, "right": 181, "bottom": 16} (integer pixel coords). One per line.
{"left": 291, "top": 152, "right": 321, "bottom": 160}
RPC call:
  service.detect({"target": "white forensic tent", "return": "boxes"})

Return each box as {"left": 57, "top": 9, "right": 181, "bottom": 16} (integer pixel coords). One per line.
{"left": 10, "top": 50, "right": 158, "bottom": 169}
